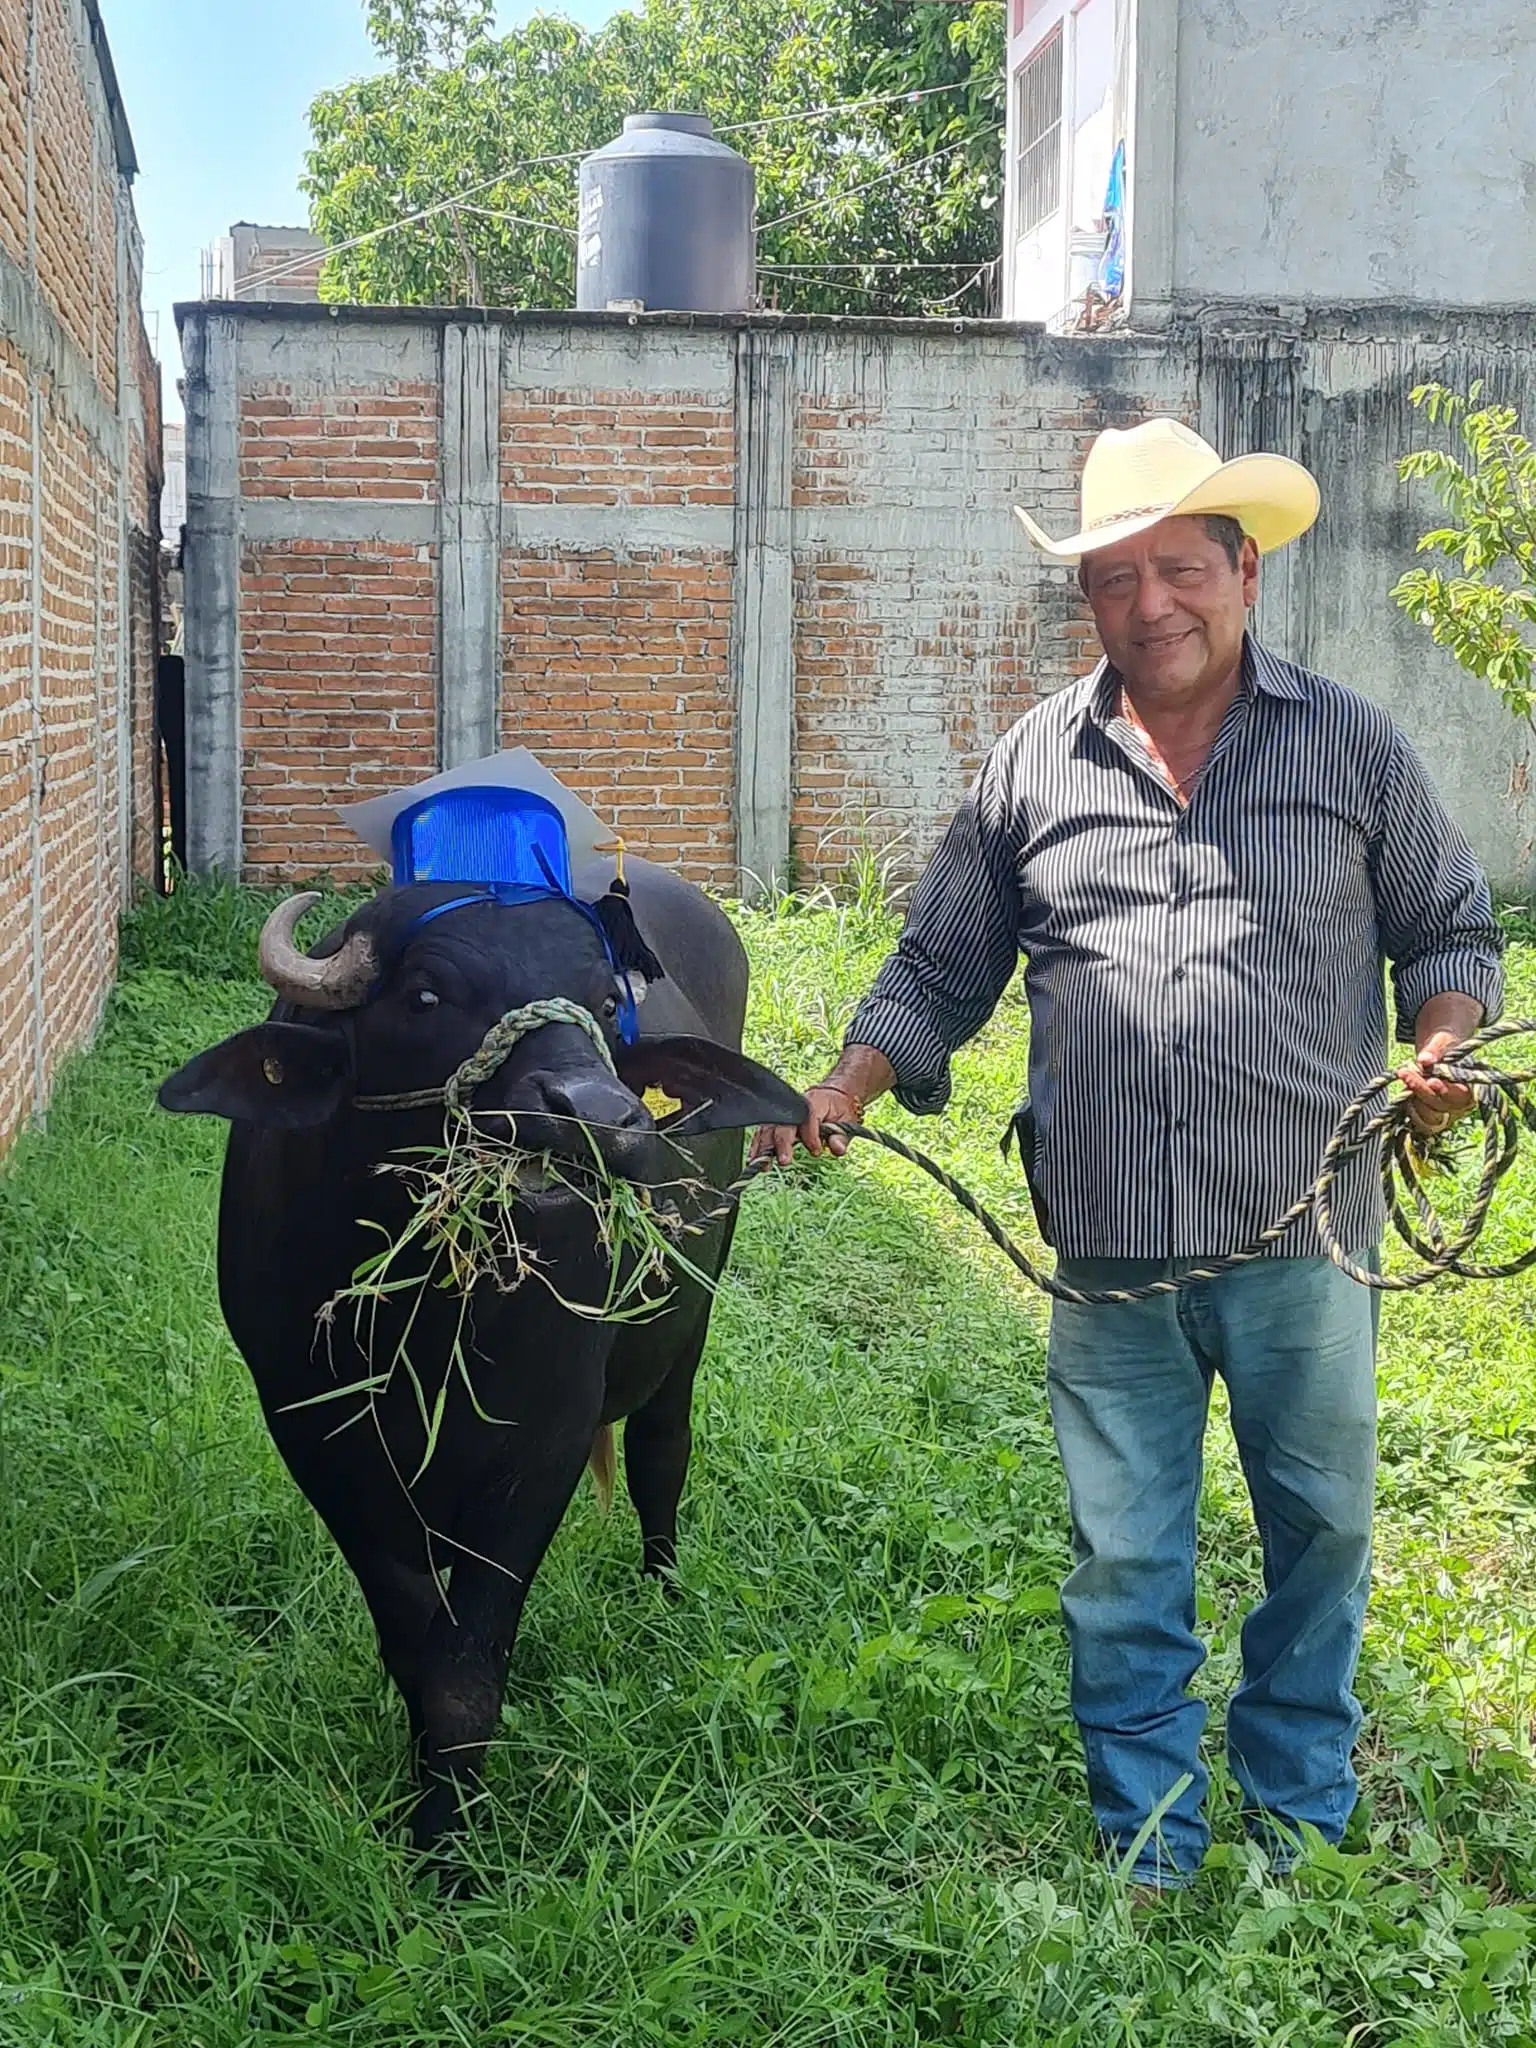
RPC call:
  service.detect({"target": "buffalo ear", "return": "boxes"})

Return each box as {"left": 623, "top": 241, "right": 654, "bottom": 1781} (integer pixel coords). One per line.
{"left": 158, "top": 1023, "right": 350, "bottom": 1129}
{"left": 614, "top": 1035, "right": 808, "bottom": 1135}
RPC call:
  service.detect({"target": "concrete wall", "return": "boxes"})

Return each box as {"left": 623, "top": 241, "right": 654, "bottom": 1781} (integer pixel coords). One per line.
{"left": 179, "top": 302, "right": 1536, "bottom": 900}
{"left": 1198, "top": 311, "right": 1536, "bottom": 881}
{"left": 1155, "top": 0, "right": 1536, "bottom": 313}
{"left": 0, "top": 0, "right": 160, "bottom": 1153}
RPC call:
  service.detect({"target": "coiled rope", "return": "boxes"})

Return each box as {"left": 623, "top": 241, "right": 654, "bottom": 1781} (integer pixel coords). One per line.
{"left": 355, "top": 1004, "right": 1536, "bottom": 1307}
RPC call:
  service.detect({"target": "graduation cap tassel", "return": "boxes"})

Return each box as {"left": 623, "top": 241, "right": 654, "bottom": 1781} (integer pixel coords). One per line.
{"left": 593, "top": 886, "right": 666, "bottom": 986}
{"left": 593, "top": 835, "right": 664, "bottom": 984}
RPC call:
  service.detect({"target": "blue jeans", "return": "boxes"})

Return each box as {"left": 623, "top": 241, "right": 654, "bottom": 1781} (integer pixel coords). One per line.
{"left": 1046, "top": 1254, "right": 1379, "bottom": 1886}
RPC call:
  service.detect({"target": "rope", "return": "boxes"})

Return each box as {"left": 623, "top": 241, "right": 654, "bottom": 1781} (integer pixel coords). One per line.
{"left": 668, "top": 1016, "right": 1536, "bottom": 1303}
{"left": 352, "top": 1003, "right": 1536, "bottom": 1307}
{"left": 354, "top": 998, "right": 615, "bottom": 1117}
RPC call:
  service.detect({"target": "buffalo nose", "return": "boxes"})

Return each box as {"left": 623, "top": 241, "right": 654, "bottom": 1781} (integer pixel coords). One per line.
{"left": 536, "top": 1073, "right": 649, "bottom": 1134}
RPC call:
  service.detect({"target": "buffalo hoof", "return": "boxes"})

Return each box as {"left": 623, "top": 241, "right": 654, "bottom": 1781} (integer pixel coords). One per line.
{"left": 641, "top": 1541, "right": 682, "bottom": 1598}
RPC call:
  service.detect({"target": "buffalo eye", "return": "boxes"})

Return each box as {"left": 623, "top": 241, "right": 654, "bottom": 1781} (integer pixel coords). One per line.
{"left": 409, "top": 986, "right": 441, "bottom": 1013}
{"left": 601, "top": 994, "right": 619, "bottom": 1022}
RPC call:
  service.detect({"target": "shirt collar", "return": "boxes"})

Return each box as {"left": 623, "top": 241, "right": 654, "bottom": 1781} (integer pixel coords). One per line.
{"left": 1081, "top": 633, "right": 1304, "bottom": 727}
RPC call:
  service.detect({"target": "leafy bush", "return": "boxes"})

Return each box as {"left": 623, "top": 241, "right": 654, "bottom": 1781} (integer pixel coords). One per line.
{"left": 1393, "top": 382, "right": 1536, "bottom": 721}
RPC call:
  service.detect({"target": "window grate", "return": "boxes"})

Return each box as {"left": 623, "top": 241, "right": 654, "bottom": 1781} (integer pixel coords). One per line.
{"left": 1014, "top": 28, "right": 1063, "bottom": 238}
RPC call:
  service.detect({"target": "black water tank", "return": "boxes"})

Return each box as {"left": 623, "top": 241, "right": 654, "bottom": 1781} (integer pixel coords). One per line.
{"left": 576, "top": 113, "right": 754, "bottom": 314}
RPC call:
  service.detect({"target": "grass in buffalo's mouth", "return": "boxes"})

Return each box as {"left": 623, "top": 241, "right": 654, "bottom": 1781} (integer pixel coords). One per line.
{"left": 0, "top": 880, "right": 1530, "bottom": 2044}
{"left": 305, "top": 1120, "right": 719, "bottom": 1504}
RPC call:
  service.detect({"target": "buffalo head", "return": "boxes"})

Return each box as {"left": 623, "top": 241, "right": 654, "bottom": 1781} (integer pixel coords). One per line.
{"left": 158, "top": 886, "right": 806, "bottom": 1184}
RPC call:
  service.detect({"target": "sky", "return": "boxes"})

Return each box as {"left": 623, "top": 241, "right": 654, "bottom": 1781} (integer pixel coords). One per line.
{"left": 102, "top": 0, "right": 620, "bottom": 417}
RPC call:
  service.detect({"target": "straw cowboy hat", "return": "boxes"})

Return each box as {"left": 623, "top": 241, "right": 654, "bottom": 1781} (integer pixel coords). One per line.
{"left": 1014, "top": 417, "right": 1320, "bottom": 565}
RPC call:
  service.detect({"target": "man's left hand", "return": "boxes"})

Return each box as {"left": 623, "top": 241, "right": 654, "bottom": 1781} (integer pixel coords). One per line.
{"left": 1398, "top": 1005, "right": 1481, "bottom": 1136}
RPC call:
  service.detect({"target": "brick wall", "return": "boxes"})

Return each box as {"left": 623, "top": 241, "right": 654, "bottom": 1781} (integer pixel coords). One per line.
{"left": 180, "top": 305, "right": 1536, "bottom": 899}
{"left": 237, "top": 377, "right": 438, "bottom": 876}
{"left": 502, "top": 549, "right": 735, "bottom": 882}
{"left": 782, "top": 337, "right": 1205, "bottom": 881}
{"left": 186, "top": 312, "right": 1189, "bottom": 896}
{"left": 500, "top": 383, "right": 736, "bottom": 885}
{"left": 0, "top": 0, "right": 160, "bottom": 1153}
{"left": 240, "top": 540, "right": 437, "bottom": 876}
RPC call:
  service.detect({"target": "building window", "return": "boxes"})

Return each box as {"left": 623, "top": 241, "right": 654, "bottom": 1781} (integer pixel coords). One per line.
{"left": 1014, "top": 28, "right": 1063, "bottom": 238}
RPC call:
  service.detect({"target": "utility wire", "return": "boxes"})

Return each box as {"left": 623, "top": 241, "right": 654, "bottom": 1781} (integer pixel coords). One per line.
{"left": 454, "top": 205, "right": 578, "bottom": 237}
{"left": 757, "top": 261, "right": 993, "bottom": 308}
{"left": 753, "top": 258, "right": 990, "bottom": 271}
{"left": 757, "top": 128, "right": 1000, "bottom": 233}
{"left": 916, "top": 258, "right": 996, "bottom": 307}
{"left": 721, "top": 77, "right": 982, "bottom": 133}
{"left": 229, "top": 80, "right": 994, "bottom": 296}
{"left": 231, "top": 147, "right": 590, "bottom": 295}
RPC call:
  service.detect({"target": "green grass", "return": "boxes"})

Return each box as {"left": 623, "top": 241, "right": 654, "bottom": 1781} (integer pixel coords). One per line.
{"left": 0, "top": 882, "right": 1533, "bottom": 2044}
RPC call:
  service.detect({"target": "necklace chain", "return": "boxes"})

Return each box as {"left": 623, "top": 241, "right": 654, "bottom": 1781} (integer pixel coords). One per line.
{"left": 1117, "top": 685, "right": 1217, "bottom": 805}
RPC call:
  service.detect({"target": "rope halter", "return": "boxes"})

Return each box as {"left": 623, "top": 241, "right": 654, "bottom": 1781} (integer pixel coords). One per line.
{"left": 353, "top": 998, "right": 616, "bottom": 1117}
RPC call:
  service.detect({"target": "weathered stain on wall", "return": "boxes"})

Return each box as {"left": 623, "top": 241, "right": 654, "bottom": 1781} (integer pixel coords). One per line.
{"left": 0, "top": 0, "right": 160, "bottom": 1154}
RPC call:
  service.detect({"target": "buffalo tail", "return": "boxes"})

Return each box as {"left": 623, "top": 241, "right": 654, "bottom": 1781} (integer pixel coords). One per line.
{"left": 588, "top": 1424, "right": 616, "bottom": 1513}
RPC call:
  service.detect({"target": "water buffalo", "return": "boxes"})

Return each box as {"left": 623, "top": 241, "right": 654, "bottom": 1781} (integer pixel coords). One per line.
{"left": 159, "top": 857, "right": 805, "bottom": 1851}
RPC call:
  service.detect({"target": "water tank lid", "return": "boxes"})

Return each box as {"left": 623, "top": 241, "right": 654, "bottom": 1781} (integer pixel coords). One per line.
{"left": 582, "top": 110, "right": 749, "bottom": 164}
{"left": 624, "top": 112, "right": 713, "bottom": 137}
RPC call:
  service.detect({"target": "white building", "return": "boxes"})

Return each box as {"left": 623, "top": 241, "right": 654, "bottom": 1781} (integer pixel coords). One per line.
{"left": 161, "top": 420, "right": 185, "bottom": 545}
{"left": 200, "top": 222, "right": 326, "bottom": 303}
{"left": 1002, "top": 0, "right": 1535, "bottom": 330}
{"left": 1002, "top": 0, "right": 1128, "bottom": 328}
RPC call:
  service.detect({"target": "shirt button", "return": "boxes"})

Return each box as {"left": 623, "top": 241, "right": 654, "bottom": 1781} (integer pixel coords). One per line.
{"left": 1172, "top": 965, "right": 1187, "bottom": 982}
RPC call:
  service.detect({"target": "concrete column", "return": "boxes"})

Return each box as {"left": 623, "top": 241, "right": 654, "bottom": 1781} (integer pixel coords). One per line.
{"left": 114, "top": 179, "right": 133, "bottom": 909}
{"left": 26, "top": 0, "right": 41, "bottom": 1108}
{"left": 730, "top": 327, "right": 796, "bottom": 900}
{"left": 1197, "top": 334, "right": 1307, "bottom": 659}
{"left": 438, "top": 322, "right": 503, "bottom": 767}
{"left": 181, "top": 309, "right": 243, "bottom": 877}
{"left": 28, "top": 378, "right": 44, "bottom": 1111}
{"left": 1127, "top": 0, "right": 1180, "bottom": 330}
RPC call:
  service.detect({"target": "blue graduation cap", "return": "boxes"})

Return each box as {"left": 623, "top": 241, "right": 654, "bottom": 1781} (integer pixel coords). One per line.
{"left": 390, "top": 784, "right": 573, "bottom": 897}
{"left": 388, "top": 783, "right": 662, "bottom": 1045}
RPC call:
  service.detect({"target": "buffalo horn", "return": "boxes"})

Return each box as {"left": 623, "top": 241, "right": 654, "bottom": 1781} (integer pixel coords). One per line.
{"left": 257, "top": 893, "right": 376, "bottom": 1011}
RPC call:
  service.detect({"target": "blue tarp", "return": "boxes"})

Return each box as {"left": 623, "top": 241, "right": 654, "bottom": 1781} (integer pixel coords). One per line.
{"left": 1099, "top": 141, "right": 1126, "bottom": 300}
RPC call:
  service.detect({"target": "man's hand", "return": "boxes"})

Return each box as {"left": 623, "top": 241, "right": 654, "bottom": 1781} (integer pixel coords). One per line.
{"left": 749, "top": 1045, "right": 896, "bottom": 1167}
{"left": 1398, "top": 995, "right": 1483, "bottom": 1137}
{"left": 749, "top": 1083, "right": 862, "bottom": 1166}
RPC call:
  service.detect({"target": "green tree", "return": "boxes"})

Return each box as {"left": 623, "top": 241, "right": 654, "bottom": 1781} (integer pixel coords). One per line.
{"left": 304, "top": 0, "right": 1005, "bottom": 316}
{"left": 1393, "top": 382, "right": 1536, "bottom": 723}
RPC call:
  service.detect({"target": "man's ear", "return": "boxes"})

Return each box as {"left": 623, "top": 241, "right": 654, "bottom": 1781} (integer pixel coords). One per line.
{"left": 614, "top": 1036, "right": 808, "bottom": 1134}
{"left": 158, "top": 1023, "right": 350, "bottom": 1129}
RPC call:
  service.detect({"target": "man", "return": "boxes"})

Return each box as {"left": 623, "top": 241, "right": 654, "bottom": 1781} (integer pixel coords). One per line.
{"left": 753, "top": 418, "right": 1504, "bottom": 1890}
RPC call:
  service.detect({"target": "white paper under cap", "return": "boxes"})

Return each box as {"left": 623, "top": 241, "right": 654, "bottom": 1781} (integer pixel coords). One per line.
{"left": 337, "top": 748, "right": 618, "bottom": 869}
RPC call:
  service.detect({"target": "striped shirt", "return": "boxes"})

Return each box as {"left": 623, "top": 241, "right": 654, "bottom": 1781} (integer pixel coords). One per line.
{"left": 847, "top": 637, "right": 1505, "bottom": 1260}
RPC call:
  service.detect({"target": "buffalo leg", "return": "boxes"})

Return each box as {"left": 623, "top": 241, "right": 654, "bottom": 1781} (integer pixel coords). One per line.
{"left": 623, "top": 1338, "right": 706, "bottom": 1581}
{"left": 410, "top": 1440, "right": 592, "bottom": 1853}
{"left": 339, "top": 1543, "right": 443, "bottom": 1765}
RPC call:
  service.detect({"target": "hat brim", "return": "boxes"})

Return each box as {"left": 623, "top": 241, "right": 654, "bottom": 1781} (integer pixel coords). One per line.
{"left": 1014, "top": 452, "right": 1320, "bottom": 565}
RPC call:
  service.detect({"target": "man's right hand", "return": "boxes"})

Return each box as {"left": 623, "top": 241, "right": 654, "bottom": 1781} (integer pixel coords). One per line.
{"left": 749, "top": 1084, "right": 863, "bottom": 1166}
{"left": 750, "top": 1046, "right": 896, "bottom": 1167}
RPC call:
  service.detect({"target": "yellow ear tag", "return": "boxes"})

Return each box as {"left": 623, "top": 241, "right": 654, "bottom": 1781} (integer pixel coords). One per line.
{"left": 643, "top": 1085, "right": 683, "bottom": 1120}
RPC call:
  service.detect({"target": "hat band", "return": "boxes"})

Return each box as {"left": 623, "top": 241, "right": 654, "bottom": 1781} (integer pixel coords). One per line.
{"left": 1081, "top": 499, "right": 1178, "bottom": 534}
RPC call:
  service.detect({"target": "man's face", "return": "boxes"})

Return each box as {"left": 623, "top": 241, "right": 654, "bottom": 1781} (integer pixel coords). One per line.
{"left": 1080, "top": 516, "right": 1259, "bottom": 702}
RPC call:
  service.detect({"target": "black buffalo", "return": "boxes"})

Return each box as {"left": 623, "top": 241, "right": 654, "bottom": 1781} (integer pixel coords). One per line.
{"left": 160, "top": 859, "right": 805, "bottom": 1850}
